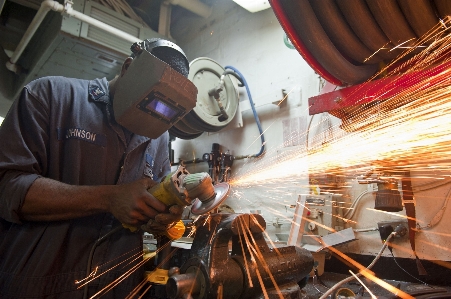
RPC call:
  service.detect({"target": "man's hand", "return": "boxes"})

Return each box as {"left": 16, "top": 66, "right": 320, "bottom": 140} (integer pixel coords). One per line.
{"left": 141, "top": 205, "right": 184, "bottom": 235}
{"left": 20, "top": 177, "right": 179, "bottom": 226}
{"left": 108, "top": 178, "right": 166, "bottom": 226}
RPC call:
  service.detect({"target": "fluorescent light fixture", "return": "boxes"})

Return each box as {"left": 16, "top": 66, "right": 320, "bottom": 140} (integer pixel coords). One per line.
{"left": 233, "top": 0, "right": 271, "bottom": 13}
{"left": 0, "top": 116, "right": 3, "bottom": 125}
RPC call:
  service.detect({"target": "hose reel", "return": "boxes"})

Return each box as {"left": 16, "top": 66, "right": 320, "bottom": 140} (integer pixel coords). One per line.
{"left": 169, "top": 57, "right": 239, "bottom": 139}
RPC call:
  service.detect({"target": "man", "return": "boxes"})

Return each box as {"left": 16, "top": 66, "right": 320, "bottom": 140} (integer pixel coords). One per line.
{"left": 0, "top": 38, "right": 196, "bottom": 298}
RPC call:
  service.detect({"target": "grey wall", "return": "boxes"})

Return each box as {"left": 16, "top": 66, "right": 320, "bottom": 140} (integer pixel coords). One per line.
{"left": 170, "top": 1, "right": 451, "bottom": 261}
{"left": 0, "top": 0, "right": 448, "bottom": 262}
{"left": 171, "top": 1, "right": 317, "bottom": 240}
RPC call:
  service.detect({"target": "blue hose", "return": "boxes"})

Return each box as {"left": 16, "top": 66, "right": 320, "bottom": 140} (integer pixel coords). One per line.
{"left": 225, "top": 66, "right": 265, "bottom": 157}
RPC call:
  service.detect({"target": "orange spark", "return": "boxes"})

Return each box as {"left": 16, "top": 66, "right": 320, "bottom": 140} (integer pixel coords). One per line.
{"left": 359, "top": 269, "right": 415, "bottom": 299}
{"left": 349, "top": 270, "right": 377, "bottom": 299}
{"left": 238, "top": 216, "right": 284, "bottom": 299}
{"left": 365, "top": 208, "right": 426, "bottom": 225}
{"left": 231, "top": 20, "right": 451, "bottom": 189}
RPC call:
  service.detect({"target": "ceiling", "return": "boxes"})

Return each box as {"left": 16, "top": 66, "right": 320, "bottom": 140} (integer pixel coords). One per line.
{"left": 0, "top": 0, "right": 214, "bottom": 117}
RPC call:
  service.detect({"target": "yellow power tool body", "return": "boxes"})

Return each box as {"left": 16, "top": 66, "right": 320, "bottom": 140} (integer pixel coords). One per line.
{"left": 148, "top": 165, "right": 192, "bottom": 208}
{"left": 124, "top": 165, "right": 230, "bottom": 240}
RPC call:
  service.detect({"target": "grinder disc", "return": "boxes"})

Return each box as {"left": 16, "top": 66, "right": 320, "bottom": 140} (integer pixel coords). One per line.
{"left": 190, "top": 182, "right": 230, "bottom": 215}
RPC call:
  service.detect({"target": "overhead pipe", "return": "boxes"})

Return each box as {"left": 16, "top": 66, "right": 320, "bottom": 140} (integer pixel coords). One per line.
{"left": 6, "top": 0, "right": 61, "bottom": 73}
{"left": 167, "top": 0, "right": 212, "bottom": 18}
{"left": 158, "top": 1, "right": 173, "bottom": 38}
{"left": 6, "top": 0, "right": 142, "bottom": 73}
{"left": 0, "top": 0, "right": 6, "bottom": 16}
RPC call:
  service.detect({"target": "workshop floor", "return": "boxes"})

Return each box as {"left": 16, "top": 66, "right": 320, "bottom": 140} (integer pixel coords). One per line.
{"left": 301, "top": 272, "right": 451, "bottom": 299}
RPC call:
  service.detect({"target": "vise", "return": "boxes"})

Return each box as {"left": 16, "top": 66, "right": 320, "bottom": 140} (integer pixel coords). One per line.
{"left": 166, "top": 213, "right": 314, "bottom": 299}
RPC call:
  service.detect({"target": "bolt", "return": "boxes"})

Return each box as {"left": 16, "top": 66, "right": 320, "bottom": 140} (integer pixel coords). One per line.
{"left": 394, "top": 224, "right": 407, "bottom": 237}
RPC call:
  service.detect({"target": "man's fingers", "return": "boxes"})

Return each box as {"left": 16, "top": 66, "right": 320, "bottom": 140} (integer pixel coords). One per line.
{"left": 142, "top": 193, "right": 166, "bottom": 214}
{"left": 138, "top": 203, "right": 161, "bottom": 220}
{"left": 155, "top": 205, "right": 183, "bottom": 224}
{"left": 140, "top": 205, "right": 184, "bottom": 234}
{"left": 141, "top": 219, "right": 168, "bottom": 234}
{"left": 169, "top": 205, "right": 183, "bottom": 216}
{"left": 142, "top": 177, "right": 158, "bottom": 189}
{"left": 155, "top": 213, "right": 181, "bottom": 225}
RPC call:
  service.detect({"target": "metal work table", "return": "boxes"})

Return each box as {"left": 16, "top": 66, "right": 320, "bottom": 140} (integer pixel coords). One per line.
{"left": 301, "top": 272, "right": 451, "bottom": 299}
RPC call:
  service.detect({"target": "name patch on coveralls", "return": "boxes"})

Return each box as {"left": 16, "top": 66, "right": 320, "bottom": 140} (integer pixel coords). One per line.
{"left": 57, "top": 127, "right": 107, "bottom": 146}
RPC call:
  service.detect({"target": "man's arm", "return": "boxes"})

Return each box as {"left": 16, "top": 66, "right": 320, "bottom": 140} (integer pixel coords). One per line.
{"left": 21, "top": 177, "right": 167, "bottom": 226}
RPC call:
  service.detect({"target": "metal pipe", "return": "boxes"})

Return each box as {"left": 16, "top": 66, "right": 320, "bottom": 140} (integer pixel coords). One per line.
{"left": 168, "top": 0, "right": 212, "bottom": 18}
{"left": 6, "top": 0, "right": 142, "bottom": 73}
{"left": 159, "top": 1, "right": 173, "bottom": 38}
{"left": 0, "top": 0, "right": 6, "bottom": 16}
{"left": 6, "top": 0, "right": 60, "bottom": 73}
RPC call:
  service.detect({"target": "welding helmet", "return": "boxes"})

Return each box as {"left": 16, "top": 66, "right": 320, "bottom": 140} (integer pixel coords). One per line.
{"left": 113, "top": 39, "right": 198, "bottom": 138}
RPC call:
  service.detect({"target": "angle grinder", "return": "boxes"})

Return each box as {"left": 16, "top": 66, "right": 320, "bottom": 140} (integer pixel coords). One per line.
{"left": 124, "top": 165, "right": 230, "bottom": 239}
{"left": 141, "top": 165, "right": 230, "bottom": 287}
{"left": 150, "top": 164, "right": 230, "bottom": 216}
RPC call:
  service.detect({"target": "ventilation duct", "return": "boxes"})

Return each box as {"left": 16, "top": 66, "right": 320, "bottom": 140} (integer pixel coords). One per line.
{"left": 3, "top": 0, "right": 166, "bottom": 101}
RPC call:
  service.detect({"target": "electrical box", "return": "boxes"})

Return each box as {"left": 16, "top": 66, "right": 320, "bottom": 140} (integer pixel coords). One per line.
{"left": 304, "top": 194, "right": 345, "bottom": 236}
{"left": 288, "top": 193, "right": 347, "bottom": 247}
{"left": 79, "top": 0, "right": 163, "bottom": 55}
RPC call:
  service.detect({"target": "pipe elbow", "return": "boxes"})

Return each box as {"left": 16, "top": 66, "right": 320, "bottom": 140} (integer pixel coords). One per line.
{"left": 5, "top": 60, "right": 18, "bottom": 73}
{"left": 41, "top": 0, "right": 63, "bottom": 12}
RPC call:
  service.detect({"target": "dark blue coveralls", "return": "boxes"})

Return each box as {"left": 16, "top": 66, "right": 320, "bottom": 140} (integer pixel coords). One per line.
{"left": 0, "top": 76, "right": 171, "bottom": 298}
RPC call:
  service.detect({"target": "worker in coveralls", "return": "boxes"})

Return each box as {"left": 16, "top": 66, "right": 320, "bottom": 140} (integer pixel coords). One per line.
{"left": 0, "top": 38, "right": 196, "bottom": 298}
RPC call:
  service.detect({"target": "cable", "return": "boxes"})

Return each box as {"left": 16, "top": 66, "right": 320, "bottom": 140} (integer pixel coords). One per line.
{"left": 411, "top": 179, "right": 451, "bottom": 230}
{"left": 412, "top": 177, "right": 451, "bottom": 192}
{"left": 343, "top": 189, "right": 375, "bottom": 220}
{"left": 389, "top": 250, "right": 429, "bottom": 286}
{"left": 83, "top": 225, "right": 123, "bottom": 299}
{"left": 353, "top": 227, "right": 378, "bottom": 233}
{"left": 225, "top": 66, "right": 265, "bottom": 158}
{"left": 306, "top": 114, "right": 315, "bottom": 151}
{"left": 222, "top": 70, "right": 244, "bottom": 87}
{"left": 318, "top": 231, "right": 397, "bottom": 299}
{"left": 417, "top": 185, "right": 451, "bottom": 230}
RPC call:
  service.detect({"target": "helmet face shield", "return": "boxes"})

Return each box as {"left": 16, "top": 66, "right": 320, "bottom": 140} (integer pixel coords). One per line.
{"left": 113, "top": 49, "right": 198, "bottom": 138}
